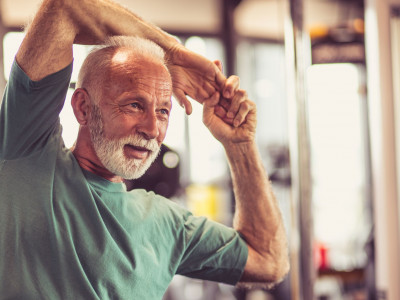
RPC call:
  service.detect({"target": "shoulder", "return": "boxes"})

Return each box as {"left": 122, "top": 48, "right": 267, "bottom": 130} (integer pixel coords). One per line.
{"left": 0, "top": 59, "right": 73, "bottom": 160}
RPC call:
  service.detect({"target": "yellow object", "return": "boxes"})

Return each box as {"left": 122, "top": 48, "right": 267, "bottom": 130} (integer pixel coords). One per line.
{"left": 186, "top": 184, "right": 220, "bottom": 221}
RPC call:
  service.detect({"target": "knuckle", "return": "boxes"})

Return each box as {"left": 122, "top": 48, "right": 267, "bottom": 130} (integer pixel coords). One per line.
{"left": 237, "top": 89, "right": 246, "bottom": 98}
{"left": 231, "top": 75, "right": 240, "bottom": 83}
{"left": 242, "top": 101, "right": 251, "bottom": 110}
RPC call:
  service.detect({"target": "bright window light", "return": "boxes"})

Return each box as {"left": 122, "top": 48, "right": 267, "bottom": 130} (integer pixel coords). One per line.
{"left": 3, "top": 32, "right": 24, "bottom": 80}
{"left": 307, "top": 63, "right": 369, "bottom": 270}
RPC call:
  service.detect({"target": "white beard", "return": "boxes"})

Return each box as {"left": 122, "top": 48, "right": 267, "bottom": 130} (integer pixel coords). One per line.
{"left": 88, "top": 103, "right": 160, "bottom": 180}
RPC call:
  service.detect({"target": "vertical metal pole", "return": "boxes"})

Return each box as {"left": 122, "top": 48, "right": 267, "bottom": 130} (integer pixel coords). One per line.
{"left": 222, "top": 0, "right": 241, "bottom": 76}
{"left": 284, "top": 0, "right": 314, "bottom": 299}
{"left": 365, "top": 0, "right": 400, "bottom": 298}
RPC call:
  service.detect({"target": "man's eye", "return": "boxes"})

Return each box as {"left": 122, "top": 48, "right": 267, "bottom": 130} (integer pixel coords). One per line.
{"left": 160, "top": 109, "right": 169, "bottom": 115}
{"left": 130, "top": 103, "right": 141, "bottom": 109}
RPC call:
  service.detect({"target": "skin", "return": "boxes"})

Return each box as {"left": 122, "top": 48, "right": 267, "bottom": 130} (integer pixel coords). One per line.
{"left": 15, "top": 0, "right": 289, "bottom": 288}
{"left": 72, "top": 51, "right": 173, "bottom": 182}
{"left": 16, "top": 0, "right": 225, "bottom": 114}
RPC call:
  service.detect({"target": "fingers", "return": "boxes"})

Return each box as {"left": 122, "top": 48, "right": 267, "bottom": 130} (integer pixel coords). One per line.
{"left": 232, "top": 98, "right": 255, "bottom": 127}
{"left": 201, "top": 81, "right": 219, "bottom": 102}
{"left": 202, "top": 66, "right": 254, "bottom": 129}
{"left": 213, "top": 103, "right": 234, "bottom": 125}
{"left": 225, "top": 89, "right": 254, "bottom": 128}
{"left": 213, "top": 63, "right": 226, "bottom": 89}
{"left": 203, "top": 92, "right": 220, "bottom": 125}
{"left": 227, "top": 89, "right": 246, "bottom": 119}
{"left": 214, "top": 60, "right": 223, "bottom": 72}
{"left": 218, "top": 97, "right": 230, "bottom": 112}
{"left": 212, "top": 60, "right": 239, "bottom": 99}
{"left": 223, "top": 75, "right": 240, "bottom": 99}
{"left": 203, "top": 91, "right": 220, "bottom": 108}
{"left": 174, "top": 89, "right": 193, "bottom": 115}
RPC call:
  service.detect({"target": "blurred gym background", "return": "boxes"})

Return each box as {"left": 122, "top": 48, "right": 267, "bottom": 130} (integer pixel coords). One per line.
{"left": 1, "top": 0, "right": 399, "bottom": 299}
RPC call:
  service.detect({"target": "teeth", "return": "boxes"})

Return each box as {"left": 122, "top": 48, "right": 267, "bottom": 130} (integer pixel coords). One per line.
{"left": 128, "top": 145, "right": 148, "bottom": 151}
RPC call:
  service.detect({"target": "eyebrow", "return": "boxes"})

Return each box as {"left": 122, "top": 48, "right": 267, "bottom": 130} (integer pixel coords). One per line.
{"left": 159, "top": 100, "right": 172, "bottom": 107}
{"left": 118, "top": 93, "right": 171, "bottom": 107}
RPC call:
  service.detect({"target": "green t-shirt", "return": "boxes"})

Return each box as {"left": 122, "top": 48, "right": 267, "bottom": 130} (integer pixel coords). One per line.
{"left": 0, "top": 61, "right": 248, "bottom": 299}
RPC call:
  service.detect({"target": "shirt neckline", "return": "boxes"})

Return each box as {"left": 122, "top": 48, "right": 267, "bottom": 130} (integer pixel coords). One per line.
{"left": 82, "top": 168, "right": 127, "bottom": 193}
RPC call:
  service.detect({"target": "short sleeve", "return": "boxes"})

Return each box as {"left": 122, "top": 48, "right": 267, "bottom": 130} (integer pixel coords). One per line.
{"left": 176, "top": 214, "right": 248, "bottom": 285}
{"left": 0, "top": 60, "right": 73, "bottom": 160}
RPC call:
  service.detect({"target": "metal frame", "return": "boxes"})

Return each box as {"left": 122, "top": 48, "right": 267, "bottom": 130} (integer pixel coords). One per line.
{"left": 284, "top": 0, "right": 314, "bottom": 299}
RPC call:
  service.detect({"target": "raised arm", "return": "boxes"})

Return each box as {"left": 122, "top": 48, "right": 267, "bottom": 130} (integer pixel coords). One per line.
{"left": 16, "top": 0, "right": 225, "bottom": 112}
{"left": 202, "top": 87, "right": 290, "bottom": 287}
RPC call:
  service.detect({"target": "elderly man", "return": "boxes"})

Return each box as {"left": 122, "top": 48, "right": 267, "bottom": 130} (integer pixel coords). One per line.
{"left": 0, "top": 0, "right": 289, "bottom": 298}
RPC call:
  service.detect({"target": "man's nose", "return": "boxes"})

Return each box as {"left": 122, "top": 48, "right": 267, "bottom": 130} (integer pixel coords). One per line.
{"left": 137, "top": 112, "right": 159, "bottom": 140}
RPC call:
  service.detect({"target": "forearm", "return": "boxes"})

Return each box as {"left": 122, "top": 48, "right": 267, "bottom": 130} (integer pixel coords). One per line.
{"left": 229, "top": 143, "right": 279, "bottom": 233}
{"left": 16, "top": 0, "right": 178, "bottom": 81}
{"left": 70, "top": 0, "right": 177, "bottom": 49}
{"left": 225, "top": 141, "right": 289, "bottom": 283}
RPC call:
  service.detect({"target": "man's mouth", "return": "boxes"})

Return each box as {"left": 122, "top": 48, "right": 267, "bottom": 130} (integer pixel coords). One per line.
{"left": 124, "top": 144, "right": 150, "bottom": 159}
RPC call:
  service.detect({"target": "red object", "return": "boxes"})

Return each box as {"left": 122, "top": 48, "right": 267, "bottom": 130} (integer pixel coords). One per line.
{"left": 318, "top": 243, "right": 329, "bottom": 270}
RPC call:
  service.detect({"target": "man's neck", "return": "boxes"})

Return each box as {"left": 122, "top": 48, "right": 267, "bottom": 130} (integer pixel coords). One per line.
{"left": 72, "top": 133, "right": 124, "bottom": 183}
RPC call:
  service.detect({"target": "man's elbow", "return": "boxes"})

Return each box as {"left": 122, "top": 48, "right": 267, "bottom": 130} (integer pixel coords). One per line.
{"left": 238, "top": 249, "right": 290, "bottom": 289}
{"left": 261, "top": 252, "right": 290, "bottom": 286}
{"left": 269, "top": 254, "right": 290, "bottom": 283}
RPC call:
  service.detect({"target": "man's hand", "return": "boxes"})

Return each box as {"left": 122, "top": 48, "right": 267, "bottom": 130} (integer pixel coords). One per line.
{"left": 167, "top": 44, "right": 226, "bottom": 115}
{"left": 202, "top": 83, "right": 257, "bottom": 146}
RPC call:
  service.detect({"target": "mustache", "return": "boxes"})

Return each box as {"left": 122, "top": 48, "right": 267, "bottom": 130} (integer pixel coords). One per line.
{"left": 118, "top": 135, "right": 160, "bottom": 153}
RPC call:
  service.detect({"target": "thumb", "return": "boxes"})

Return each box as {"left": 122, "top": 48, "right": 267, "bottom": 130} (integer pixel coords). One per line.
{"left": 213, "top": 60, "right": 223, "bottom": 72}
{"left": 203, "top": 92, "right": 220, "bottom": 124}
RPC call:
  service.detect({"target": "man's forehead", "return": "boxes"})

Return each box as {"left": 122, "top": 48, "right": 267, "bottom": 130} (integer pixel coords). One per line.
{"left": 97, "top": 51, "right": 172, "bottom": 103}
{"left": 107, "top": 50, "right": 170, "bottom": 80}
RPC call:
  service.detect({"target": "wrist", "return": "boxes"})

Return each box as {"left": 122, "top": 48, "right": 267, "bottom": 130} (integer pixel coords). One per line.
{"left": 163, "top": 42, "right": 188, "bottom": 66}
{"left": 156, "top": 33, "right": 181, "bottom": 53}
{"left": 224, "top": 140, "right": 258, "bottom": 160}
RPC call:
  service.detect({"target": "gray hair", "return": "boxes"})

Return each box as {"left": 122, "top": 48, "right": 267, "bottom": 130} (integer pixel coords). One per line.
{"left": 76, "top": 36, "right": 167, "bottom": 103}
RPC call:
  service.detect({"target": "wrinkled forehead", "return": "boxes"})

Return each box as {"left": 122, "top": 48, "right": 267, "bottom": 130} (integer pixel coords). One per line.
{"left": 100, "top": 49, "right": 173, "bottom": 101}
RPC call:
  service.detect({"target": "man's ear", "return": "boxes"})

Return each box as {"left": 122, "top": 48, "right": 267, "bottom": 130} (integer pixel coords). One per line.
{"left": 71, "top": 88, "right": 91, "bottom": 125}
